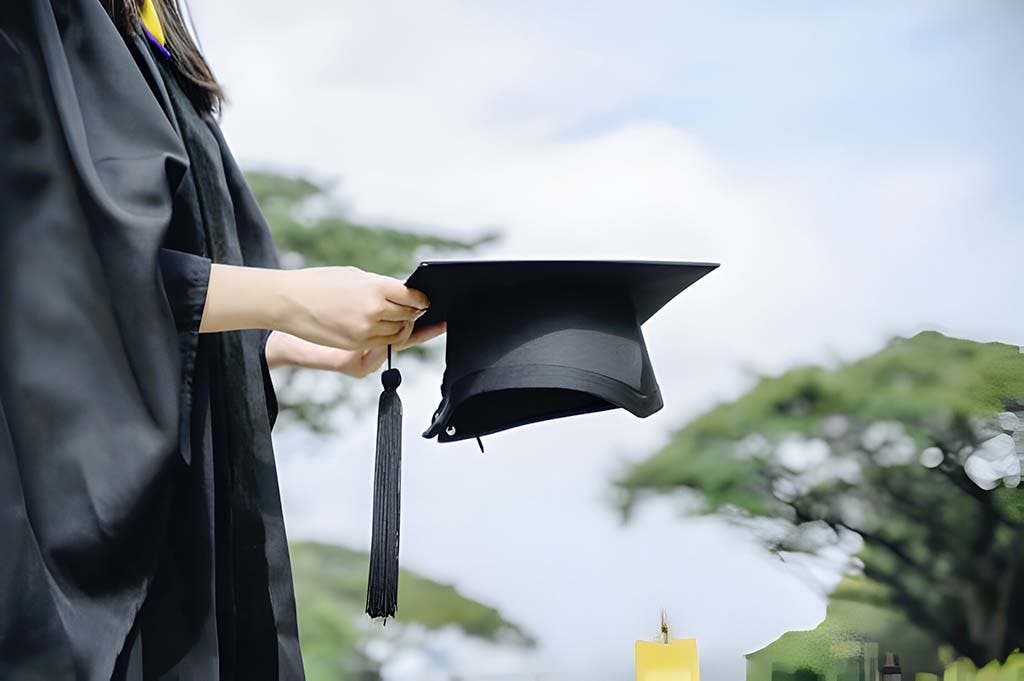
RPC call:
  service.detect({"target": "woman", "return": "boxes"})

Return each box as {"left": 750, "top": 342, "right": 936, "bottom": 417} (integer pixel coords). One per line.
{"left": 0, "top": 0, "right": 443, "bottom": 678}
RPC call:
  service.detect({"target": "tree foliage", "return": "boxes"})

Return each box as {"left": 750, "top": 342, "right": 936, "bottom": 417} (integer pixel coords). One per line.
{"left": 618, "top": 332, "right": 1024, "bottom": 664}
{"left": 291, "top": 541, "right": 533, "bottom": 681}
{"left": 247, "top": 170, "right": 495, "bottom": 277}
{"left": 746, "top": 577, "right": 942, "bottom": 679}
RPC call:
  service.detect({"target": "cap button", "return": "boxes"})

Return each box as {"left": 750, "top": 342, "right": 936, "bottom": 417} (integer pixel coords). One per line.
{"left": 445, "top": 425, "right": 457, "bottom": 436}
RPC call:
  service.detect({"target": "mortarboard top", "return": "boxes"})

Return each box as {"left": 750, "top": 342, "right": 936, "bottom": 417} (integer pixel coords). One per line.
{"left": 405, "top": 259, "right": 719, "bottom": 443}
{"left": 366, "top": 259, "right": 718, "bottom": 620}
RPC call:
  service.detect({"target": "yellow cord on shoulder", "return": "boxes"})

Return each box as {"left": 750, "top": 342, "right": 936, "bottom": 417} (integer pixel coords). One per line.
{"left": 139, "top": 0, "right": 166, "bottom": 47}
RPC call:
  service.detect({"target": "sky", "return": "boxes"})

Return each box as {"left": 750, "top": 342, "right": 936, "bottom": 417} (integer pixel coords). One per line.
{"left": 190, "top": 2, "right": 1023, "bottom": 678}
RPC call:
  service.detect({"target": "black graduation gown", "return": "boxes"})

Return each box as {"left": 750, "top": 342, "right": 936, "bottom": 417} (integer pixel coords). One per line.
{"left": 0, "top": 0, "right": 304, "bottom": 679}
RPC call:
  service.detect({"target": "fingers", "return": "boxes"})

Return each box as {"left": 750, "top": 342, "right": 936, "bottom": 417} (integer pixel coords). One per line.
{"left": 379, "top": 278, "right": 430, "bottom": 310}
{"left": 364, "top": 320, "right": 447, "bottom": 353}
{"left": 359, "top": 348, "right": 387, "bottom": 376}
{"left": 364, "top": 320, "right": 416, "bottom": 349}
{"left": 368, "top": 320, "right": 408, "bottom": 338}
{"left": 355, "top": 322, "right": 447, "bottom": 375}
{"left": 379, "top": 300, "right": 427, "bottom": 323}
{"left": 397, "top": 321, "right": 447, "bottom": 350}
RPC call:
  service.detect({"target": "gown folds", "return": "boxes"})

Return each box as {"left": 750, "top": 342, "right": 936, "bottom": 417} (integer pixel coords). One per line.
{"left": 0, "top": 0, "right": 305, "bottom": 678}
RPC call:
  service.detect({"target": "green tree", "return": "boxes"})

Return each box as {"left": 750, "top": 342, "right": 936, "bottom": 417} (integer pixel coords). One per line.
{"left": 246, "top": 170, "right": 496, "bottom": 430}
{"left": 291, "top": 541, "right": 533, "bottom": 681}
{"left": 617, "top": 332, "right": 1024, "bottom": 664}
{"left": 746, "top": 577, "right": 942, "bottom": 680}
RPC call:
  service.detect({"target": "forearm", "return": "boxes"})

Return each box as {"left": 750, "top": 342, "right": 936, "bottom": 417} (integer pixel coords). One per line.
{"left": 197, "top": 263, "right": 430, "bottom": 352}
{"left": 199, "top": 263, "right": 290, "bottom": 333}
{"left": 264, "top": 330, "right": 334, "bottom": 369}
{"left": 203, "top": 264, "right": 446, "bottom": 375}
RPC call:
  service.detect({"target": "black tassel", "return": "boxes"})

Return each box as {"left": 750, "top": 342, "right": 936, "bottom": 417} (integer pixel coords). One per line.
{"left": 366, "top": 345, "right": 402, "bottom": 619}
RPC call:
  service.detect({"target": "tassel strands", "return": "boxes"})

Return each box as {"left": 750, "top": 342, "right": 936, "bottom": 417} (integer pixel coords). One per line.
{"left": 366, "top": 345, "right": 403, "bottom": 619}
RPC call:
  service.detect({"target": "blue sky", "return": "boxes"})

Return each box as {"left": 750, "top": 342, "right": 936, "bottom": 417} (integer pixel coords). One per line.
{"left": 192, "top": 2, "right": 1023, "bottom": 678}
{"left": 539, "top": 3, "right": 1023, "bottom": 158}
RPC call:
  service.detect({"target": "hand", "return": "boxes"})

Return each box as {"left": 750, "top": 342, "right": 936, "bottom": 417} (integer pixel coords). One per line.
{"left": 265, "top": 322, "right": 447, "bottom": 378}
{"left": 273, "top": 266, "right": 431, "bottom": 351}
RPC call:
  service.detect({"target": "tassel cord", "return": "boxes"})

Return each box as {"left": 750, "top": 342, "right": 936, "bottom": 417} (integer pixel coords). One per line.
{"left": 366, "top": 344, "right": 403, "bottom": 619}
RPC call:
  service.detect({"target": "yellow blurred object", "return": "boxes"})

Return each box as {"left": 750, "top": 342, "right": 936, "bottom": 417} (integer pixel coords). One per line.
{"left": 139, "top": 0, "right": 166, "bottom": 46}
{"left": 635, "top": 612, "right": 700, "bottom": 681}
{"left": 635, "top": 638, "right": 700, "bottom": 681}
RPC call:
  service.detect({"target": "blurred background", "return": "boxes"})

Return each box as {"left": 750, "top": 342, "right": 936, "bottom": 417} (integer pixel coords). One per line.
{"left": 190, "top": 2, "right": 1023, "bottom": 679}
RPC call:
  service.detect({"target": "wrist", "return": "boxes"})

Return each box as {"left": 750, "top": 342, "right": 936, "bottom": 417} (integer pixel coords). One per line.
{"left": 267, "top": 331, "right": 351, "bottom": 372}
{"left": 264, "top": 331, "right": 287, "bottom": 369}
{"left": 263, "top": 268, "right": 301, "bottom": 332}
{"left": 265, "top": 330, "right": 305, "bottom": 369}
{"left": 201, "top": 264, "right": 298, "bottom": 334}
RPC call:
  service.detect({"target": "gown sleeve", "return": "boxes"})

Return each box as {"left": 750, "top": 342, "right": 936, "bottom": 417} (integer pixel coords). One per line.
{"left": 0, "top": 0, "right": 193, "bottom": 678}
{"left": 158, "top": 248, "right": 212, "bottom": 334}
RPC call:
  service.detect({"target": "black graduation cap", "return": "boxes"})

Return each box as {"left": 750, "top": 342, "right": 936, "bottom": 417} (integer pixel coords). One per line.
{"left": 365, "top": 260, "right": 718, "bottom": 619}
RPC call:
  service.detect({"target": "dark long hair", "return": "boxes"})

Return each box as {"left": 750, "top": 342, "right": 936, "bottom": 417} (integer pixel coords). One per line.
{"left": 101, "top": 0, "right": 224, "bottom": 114}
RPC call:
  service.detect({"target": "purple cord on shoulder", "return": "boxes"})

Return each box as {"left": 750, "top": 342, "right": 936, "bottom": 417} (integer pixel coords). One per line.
{"left": 142, "top": 24, "right": 171, "bottom": 59}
